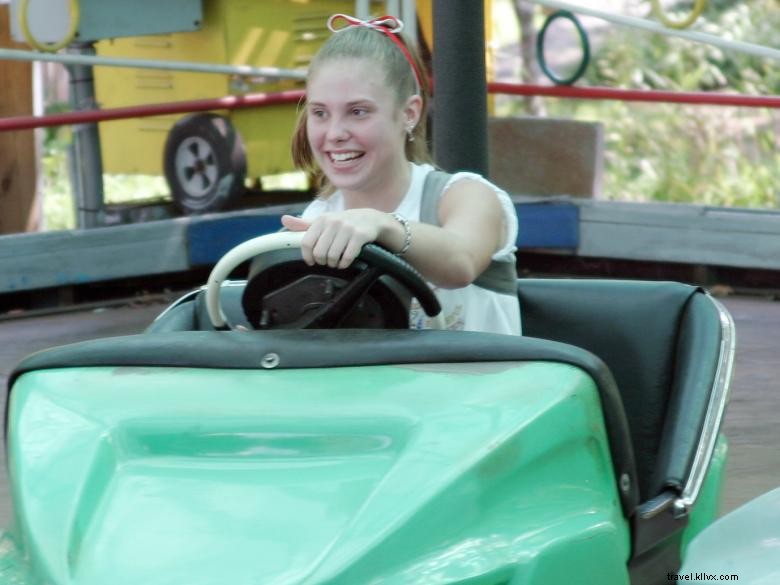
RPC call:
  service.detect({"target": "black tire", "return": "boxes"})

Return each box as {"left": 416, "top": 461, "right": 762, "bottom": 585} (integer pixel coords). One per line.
{"left": 163, "top": 113, "right": 247, "bottom": 215}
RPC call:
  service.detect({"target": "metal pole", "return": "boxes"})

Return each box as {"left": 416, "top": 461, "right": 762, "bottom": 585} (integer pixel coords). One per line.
{"left": 66, "top": 42, "right": 104, "bottom": 229}
{"left": 355, "top": 0, "right": 370, "bottom": 19}
{"left": 432, "top": 0, "right": 488, "bottom": 175}
{"left": 0, "top": 47, "right": 307, "bottom": 80}
{"left": 401, "top": 0, "right": 417, "bottom": 46}
{"left": 386, "top": 0, "right": 400, "bottom": 19}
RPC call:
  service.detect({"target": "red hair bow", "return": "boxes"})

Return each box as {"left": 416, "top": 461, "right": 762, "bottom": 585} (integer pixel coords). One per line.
{"left": 326, "top": 14, "right": 423, "bottom": 94}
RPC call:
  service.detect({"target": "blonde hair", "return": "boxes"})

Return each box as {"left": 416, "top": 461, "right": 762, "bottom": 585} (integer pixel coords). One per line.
{"left": 291, "top": 24, "right": 432, "bottom": 195}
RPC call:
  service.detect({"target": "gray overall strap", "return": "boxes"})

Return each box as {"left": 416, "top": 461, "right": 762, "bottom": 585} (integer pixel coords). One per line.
{"left": 420, "top": 170, "right": 518, "bottom": 296}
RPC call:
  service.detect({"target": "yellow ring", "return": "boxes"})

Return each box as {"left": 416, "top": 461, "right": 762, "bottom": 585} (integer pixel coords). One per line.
{"left": 19, "top": 0, "right": 80, "bottom": 52}
{"left": 650, "top": 0, "right": 707, "bottom": 29}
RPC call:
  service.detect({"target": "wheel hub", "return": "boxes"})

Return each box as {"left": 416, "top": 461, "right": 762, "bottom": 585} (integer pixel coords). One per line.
{"left": 175, "top": 136, "right": 219, "bottom": 198}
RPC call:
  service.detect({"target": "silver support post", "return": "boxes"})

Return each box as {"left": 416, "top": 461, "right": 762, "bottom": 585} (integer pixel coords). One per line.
{"left": 355, "top": 0, "right": 370, "bottom": 19}
{"left": 400, "top": 0, "right": 417, "bottom": 46}
{"left": 386, "top": 0, "right": 400, "bottom": 19}
{"left": 65, "top": 42, "right": 105, "bottom": 229}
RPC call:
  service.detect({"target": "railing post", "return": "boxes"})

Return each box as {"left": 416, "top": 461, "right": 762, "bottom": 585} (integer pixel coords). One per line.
{"left": 66, "top": 42, "right": 104, "bottom": 229}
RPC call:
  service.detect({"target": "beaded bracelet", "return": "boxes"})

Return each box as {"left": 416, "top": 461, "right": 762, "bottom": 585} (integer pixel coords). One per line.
{"left": 391, "top": 212, "right": 412, "bottom": 256}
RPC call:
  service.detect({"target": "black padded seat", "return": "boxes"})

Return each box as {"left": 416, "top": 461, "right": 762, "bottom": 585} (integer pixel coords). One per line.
{"left": 517, "top": 279, "right": 722, "bottom": 503}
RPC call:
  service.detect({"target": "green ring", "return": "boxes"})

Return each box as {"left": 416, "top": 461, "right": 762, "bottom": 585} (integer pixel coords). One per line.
{"left": 536, "top": 10, "right": 591, "bottom": 86}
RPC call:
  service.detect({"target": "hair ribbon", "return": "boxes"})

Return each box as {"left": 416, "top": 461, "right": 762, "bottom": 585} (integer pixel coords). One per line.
{"left": 326, "top": 14, "right": 423, "bottom": 94}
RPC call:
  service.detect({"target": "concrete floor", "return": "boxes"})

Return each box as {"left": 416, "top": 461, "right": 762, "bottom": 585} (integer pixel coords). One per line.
{"left": 0, "top": 294, "right": 777, "bottom": 529}
{"left": 716, "top": 295, "right": 780, "bottom": 513}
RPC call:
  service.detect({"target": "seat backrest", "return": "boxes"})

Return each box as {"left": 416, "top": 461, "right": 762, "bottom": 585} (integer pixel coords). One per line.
{"left": 517, "top": 279, "right": 723, "bottom": 502}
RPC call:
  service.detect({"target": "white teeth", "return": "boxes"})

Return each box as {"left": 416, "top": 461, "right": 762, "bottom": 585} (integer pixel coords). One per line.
{"left": 330, "top": 152, "right": 362, "bottom": 162}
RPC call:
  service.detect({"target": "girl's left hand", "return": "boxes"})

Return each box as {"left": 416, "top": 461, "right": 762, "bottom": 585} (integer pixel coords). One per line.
{"left": 281, "top": 209, "right": 389, "bottom": 270}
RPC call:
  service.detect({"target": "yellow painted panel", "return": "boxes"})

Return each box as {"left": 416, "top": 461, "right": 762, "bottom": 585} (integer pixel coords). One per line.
{"left": 95, "top": 0, "right": 228, "bottom": 174}
{"left": 94, "top": 0, "right": 353, "bottom": 177}
{"left": 94, "top": 0, "right": 496, "bottom": 178}
{"left": 417, "top": 0, "right": 433, "bottom": 47}
{"left": 222, "top": 0, "right": 353, "bottom": 176}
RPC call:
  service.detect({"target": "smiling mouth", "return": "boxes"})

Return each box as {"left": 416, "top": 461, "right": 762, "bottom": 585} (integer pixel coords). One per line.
{"left": 329, "top": 151, "right": 364, "bottom": 163}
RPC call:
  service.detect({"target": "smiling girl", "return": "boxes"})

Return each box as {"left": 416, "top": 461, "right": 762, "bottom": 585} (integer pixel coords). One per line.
{"left": 281, "top": 14, "right": 521, "bottom": 335}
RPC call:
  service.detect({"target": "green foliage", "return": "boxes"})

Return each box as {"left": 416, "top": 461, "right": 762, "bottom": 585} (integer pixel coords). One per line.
{"left": 516, "top": 0, "right": 780, "bottom": 208}
{"left": 41, "top": 106, "right": 168, "bottom": 231}
{"left": 41, "top": 108, "right": 76, "bottom": 231}
{"left": 593, "top": 101, "right": 780, "bottom": 207}
{"left": 589, "top": 0, "right": 780, "bottom": 94}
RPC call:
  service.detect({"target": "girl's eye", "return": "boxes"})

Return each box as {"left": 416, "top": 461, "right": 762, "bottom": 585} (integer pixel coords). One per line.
{"left": 310, "top": 109, "right": 327, "bottom": 118}
{"left": 351, "top": 107, "right": 368, "bottom": 117}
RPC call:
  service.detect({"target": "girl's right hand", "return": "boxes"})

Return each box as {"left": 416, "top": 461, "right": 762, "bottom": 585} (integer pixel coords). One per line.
{"left": 281, "top": 210, "right": 391, "bottom": 270}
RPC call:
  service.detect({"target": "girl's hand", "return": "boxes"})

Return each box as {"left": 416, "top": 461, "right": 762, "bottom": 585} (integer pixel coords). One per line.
{"left": 281, "top": 210, "right": 390, "bottom": 269}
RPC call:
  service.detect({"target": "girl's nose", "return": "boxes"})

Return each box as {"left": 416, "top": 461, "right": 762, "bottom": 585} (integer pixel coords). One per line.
{"left": 325, "top": 118, "right": 349, "bottom": 142}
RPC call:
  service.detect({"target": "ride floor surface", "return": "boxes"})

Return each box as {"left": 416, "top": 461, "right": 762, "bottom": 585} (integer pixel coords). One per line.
{"left": 0, "top": 295, "right": 778, "bottom": 529}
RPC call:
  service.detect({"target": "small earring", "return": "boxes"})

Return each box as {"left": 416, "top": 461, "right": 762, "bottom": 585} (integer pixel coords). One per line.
{"left": 406, "top": 126, "right": 415, "bottom": 142}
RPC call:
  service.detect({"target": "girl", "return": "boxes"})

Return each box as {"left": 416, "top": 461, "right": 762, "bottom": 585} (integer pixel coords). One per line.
{"left": 281, "top": 14, "right": 521, "bottom": 335}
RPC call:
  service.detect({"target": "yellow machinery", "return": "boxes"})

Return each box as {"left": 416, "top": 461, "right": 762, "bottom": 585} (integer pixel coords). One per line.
{"left": 93, "top": 0, "right": 494, "bottom": 213}
{"left": 95, "top": 0, "right": 352, "bottom": 212}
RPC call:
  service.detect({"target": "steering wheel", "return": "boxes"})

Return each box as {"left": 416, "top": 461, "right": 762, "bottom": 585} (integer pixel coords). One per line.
{"left": 205, "top": 231, "right": 443, "bottom": 330}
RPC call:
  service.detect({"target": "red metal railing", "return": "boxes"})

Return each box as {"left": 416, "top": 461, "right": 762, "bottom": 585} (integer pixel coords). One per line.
{"left": 487, "top": 82, "right": 780, "bottom": 108}
{"left": 1, "top": 83, "right": 779, "bottom": 133}
{"left": 0, "top": 90, "right": 305, "bottom": 132}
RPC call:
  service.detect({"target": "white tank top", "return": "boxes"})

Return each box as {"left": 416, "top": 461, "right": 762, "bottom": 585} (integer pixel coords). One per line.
{"left": 301, "top": 163, "right": 522, "bottom": 335}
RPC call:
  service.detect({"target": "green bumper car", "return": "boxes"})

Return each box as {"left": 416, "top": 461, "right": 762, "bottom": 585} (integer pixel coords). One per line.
{"left": 1, "top": 233, "right": 735, "bottom": 585}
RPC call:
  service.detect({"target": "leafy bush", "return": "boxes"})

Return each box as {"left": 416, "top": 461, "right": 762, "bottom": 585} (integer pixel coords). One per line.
{"left": 507, "top": 0, "right": 780, "bottom": 208}
{"left": 41, "top": 107, "right": 75, "bottom": 231}
{"left": 41, "top": 103, "right": 167, "bottom": 231}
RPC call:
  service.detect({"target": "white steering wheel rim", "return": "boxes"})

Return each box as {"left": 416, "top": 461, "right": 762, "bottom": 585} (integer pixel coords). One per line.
{"left": 205, "top": 231, "right": 445, "bottom": 330}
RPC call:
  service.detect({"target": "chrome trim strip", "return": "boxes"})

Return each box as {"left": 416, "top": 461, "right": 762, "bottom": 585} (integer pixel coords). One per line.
{"left": 149, "top": 288, "right": 202, "bottom": 324}
{"left": 676, "top": 295, "right": 736, "bottom": 513}
{"left": 150, "top": 281, "right": 247, "bottom": 324}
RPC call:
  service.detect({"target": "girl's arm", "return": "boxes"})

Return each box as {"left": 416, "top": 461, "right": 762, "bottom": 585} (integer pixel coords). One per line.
{"left": 281, "top": 178, "right": 505, "bottom": 289}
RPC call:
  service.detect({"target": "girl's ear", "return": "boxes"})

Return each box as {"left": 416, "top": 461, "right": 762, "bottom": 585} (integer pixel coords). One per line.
{"left": 403, "top": 94, "right": 423, "bottom": 128}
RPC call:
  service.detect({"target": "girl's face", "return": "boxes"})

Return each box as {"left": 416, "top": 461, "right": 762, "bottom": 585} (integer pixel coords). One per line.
{"left": 306, "top": 58, "right": 420, "bottom": 196}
